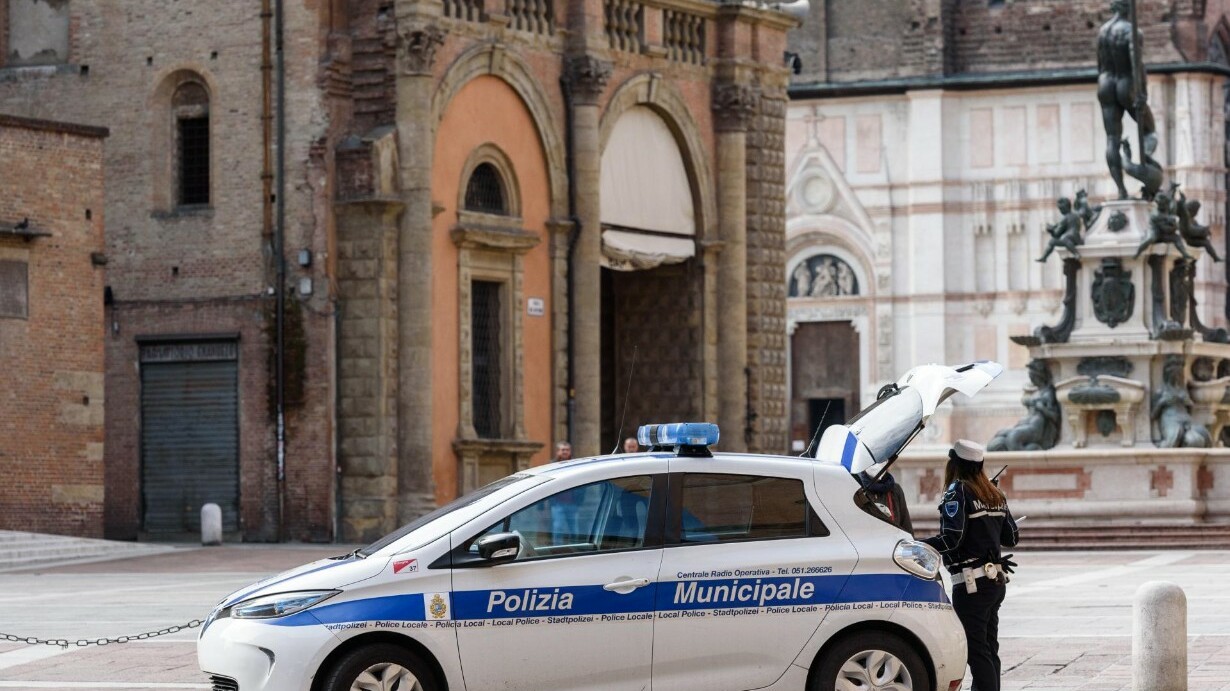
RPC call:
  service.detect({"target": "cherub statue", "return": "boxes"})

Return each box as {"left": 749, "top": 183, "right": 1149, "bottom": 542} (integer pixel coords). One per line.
{"left": 1074, "top": 188, "right": 1102, "bottom": 229}
{"left": 1174, "top": 191, "right": 1222, "bottom": 262}
{"left": 1151, "top": 355, "right": 1211, "bottom": 448}
{"left": 1134, "top": 192, "right": 1192, "bottom": 259}
{"left": 987, "top": 359, "right": 1062, "bottom": 451}
{"left": 1037, "top": 197, "right": 1084, "bottom": 262}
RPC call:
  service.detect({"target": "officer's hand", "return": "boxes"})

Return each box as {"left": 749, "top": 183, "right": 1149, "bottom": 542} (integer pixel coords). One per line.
{"left": 1001, "top": 554, "right": 1017, "bottom": 574}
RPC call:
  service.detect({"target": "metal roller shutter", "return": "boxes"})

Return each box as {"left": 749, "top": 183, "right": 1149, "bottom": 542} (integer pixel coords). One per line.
{"left": 140, "top": 359, "right": 239, "bottom": 536}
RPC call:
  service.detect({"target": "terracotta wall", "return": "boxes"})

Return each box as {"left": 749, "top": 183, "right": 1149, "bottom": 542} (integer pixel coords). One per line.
{"left": 431, "top": 75, "right": 555, "bottom": 504}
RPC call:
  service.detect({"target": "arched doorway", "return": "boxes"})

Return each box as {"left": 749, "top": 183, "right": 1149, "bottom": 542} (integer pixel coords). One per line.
{"left": 598, "top": 105, "right": 704, "bottom": 450}
{"left": 785, "top": 249, "right": 871, "bottom": 453}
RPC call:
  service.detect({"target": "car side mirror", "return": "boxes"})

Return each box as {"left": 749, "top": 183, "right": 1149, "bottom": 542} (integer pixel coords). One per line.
{"left": 475, "top": 532, "right": 520, "bottom": 565}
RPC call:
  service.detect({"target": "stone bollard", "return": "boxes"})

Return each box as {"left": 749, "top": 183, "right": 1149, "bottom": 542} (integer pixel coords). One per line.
{"left": 1133, "top": 581, "right": 1186, "bottom": 691}
{"left": 201, "top": 503, "right": 223, "bottom": 546}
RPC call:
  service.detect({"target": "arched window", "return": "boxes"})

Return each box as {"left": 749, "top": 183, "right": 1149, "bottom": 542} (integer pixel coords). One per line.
{"left": 173, "top": 81, "right": 210, "bottom": 206}
{"left": 464, "top": 163, "right": 507, "bottom": 215}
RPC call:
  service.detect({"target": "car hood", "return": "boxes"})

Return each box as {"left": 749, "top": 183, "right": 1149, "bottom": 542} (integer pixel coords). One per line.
{"left": 815, "top": 360, "right": 1003, "bottom": 475}
{"left": 220, "top": 553, "right": 389, "bottom": 608}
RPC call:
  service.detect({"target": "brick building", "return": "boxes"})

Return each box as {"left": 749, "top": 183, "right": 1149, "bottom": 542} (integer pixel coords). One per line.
{"left": 783, "top": 0, "right": 1230, "bottom": 454}
{"left": 0, "top": 115, "right": 107, "bottom": 537}
{"left": 0, "top": 0, "right": 339, "bottom": 541}
{"left": 0, "top": 0, "right": 796, "bottom": 541}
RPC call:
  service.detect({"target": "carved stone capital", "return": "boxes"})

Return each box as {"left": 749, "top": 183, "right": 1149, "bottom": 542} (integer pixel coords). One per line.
{"left": 712, "top": 82, "right": 761, "bottom": 132}
{"left": 564, "top": 55, "right": 612, "bottom": 105}
{"left": 398, "top": 25, "right": 445, "bottom": 76}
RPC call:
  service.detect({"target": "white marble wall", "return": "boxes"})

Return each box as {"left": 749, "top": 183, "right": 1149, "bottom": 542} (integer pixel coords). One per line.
{"left": 786, "top": 76, "right": 1229, "bottom": 447}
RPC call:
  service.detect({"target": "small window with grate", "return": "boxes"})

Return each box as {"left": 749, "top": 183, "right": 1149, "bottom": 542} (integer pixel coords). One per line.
{"left": 472, "top": 280, "right": 503, "bottom": 438}
{"left": 464, "top": 163, "right": 507, "bottom": 215}
{"left": 178, "top": 117, "right": 210, "bottom": 205}
{"left": 172, "top": 82, "right": 211, "bottom": 206}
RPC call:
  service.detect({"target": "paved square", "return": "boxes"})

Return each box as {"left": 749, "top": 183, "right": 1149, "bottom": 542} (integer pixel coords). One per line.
{"left": 0, "top": 547, "right": 1225, "bottom": 690}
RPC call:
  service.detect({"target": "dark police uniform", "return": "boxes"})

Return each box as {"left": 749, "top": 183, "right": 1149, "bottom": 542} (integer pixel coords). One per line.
{"left": 923, "top": 478, "right": 1019, "bottom": 691}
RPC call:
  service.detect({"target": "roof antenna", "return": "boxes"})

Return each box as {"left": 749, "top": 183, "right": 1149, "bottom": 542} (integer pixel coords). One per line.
{"left": 610, "top": 346, "right": 638, "bottom": 455}
{"left": 800, "top": 399, "right": 832, "bottom": 457}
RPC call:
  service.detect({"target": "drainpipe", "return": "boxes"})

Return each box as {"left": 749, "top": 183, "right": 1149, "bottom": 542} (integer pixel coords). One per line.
{"left": 261, "top": 0, "right": 273, "bottom": 249}
{"left": 274, "top": 0, "right": 288, "bottom": 541}
{"left": 561, "top": 76, "right": 579, "bottom": 445}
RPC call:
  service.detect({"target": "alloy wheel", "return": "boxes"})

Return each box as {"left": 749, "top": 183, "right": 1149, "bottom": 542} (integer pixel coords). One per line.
{"left": 835, "top": 648, "right": 914, "bottom": 691}
{"left": 349, "top": 662, "right": 424, "bottom": 691}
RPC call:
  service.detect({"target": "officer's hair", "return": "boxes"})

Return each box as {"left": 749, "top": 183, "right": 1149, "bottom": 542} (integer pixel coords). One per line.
{"left": 944, "top": 458, "right": 1004, "bottom": 507}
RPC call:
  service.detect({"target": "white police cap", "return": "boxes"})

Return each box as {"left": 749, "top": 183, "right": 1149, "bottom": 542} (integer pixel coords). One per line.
{"left": 952, "top": 439, "right": 985, "bottom": 464}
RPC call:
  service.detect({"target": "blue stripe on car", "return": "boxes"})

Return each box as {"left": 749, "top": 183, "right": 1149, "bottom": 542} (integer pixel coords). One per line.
{"left": 264, "top": 573, "right": 946, "bottom": 627}
{"left": 840, "top": 432, "right": 858, "bottom": 470}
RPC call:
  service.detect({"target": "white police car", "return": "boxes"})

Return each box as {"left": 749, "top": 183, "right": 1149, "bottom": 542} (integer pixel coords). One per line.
{"left": 198, "top": 360, "right": 1003, "bottom": 691}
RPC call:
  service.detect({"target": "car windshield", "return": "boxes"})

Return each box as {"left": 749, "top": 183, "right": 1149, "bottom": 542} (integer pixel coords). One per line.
{"left": 845, "top": 386, "right": 924, "bottom": 465}
{"left": 359, "top": 473, "right": 537, "bottom": 557}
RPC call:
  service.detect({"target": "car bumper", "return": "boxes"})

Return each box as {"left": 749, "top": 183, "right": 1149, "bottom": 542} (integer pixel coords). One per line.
{"left": 198, "top": 616, "right": 335, "bottom": 690}
{"left": 891, "top": 603, "right": 966, "bottom": 691}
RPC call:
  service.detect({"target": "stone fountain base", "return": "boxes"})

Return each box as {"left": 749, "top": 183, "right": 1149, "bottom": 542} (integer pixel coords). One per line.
{"left": 897, "top": 448, "right": 1230, "bottom": 539}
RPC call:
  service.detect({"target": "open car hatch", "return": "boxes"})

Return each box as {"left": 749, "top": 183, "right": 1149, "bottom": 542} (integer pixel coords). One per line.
{"left": 815, "top": 360, "right": 1004, "bottom": 475}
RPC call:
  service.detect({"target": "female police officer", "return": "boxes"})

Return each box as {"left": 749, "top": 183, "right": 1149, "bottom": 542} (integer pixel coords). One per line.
{"left": 922, "top": 439, "right": 1019, "bottom": 691}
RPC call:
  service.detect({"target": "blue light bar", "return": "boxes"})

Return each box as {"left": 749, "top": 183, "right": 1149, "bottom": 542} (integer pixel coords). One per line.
{"left": 637, "top": 422, "right": 720, "bottom": 448}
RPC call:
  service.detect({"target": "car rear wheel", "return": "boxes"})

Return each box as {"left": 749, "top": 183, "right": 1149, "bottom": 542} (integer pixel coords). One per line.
{"left": 321, "top": 642, "right": 438, "bottom": 691}
{"left": 811, "top": 631, "right": 927, "bottom": 691}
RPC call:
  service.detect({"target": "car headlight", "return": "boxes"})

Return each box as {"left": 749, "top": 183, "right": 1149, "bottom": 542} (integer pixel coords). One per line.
{"left": 893, "top": 539, "right": 941, "bottom": 580}
{"left": 228, "top": 590, "right": 339, "bottom": 619}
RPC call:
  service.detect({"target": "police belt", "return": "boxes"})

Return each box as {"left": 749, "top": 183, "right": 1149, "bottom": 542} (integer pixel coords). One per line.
{"left": 957, "top": 562, "right": 1006, "bottom": 594}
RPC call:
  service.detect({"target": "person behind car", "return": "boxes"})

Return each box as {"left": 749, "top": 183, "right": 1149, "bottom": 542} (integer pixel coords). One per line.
{"left": 857, "top": 470, "right": 912, "bottom": 534}
{"left": 922, "top": 439, "right": 1019, "bottom": 691}
{"left": 550, "top": 441, "right": 576, "bottom": 541}
{"left": 621, "top": 437, "right": 639, "bottom": 453}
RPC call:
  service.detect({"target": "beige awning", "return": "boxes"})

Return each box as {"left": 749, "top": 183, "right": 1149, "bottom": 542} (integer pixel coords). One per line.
{"left": 599, "top": 106, "right": 697, "bottom": 271}
{"left": 600, "top": 229, "right": 695, "bottom": 271}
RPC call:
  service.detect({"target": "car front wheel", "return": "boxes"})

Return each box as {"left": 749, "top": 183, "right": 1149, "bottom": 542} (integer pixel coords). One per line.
{"left": 811, "top": 631, "right": 927, "bottom": 691}
{"left": 320, "top": 642, "right": 438, "bottom": 691}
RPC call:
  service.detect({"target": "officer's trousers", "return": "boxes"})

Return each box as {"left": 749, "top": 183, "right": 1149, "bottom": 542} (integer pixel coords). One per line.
{"left": 952, "top": 578, "right": 1006, "bottom": 691}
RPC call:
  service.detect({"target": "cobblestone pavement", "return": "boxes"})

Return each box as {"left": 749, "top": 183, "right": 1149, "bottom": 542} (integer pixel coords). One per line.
{"left": 0, "top": 546, "right": 1224, "bottom": 690}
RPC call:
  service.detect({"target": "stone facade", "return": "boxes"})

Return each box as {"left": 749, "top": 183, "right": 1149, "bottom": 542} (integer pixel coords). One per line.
{"left": 789, "top": 0, "right": 1208, "bottom": 86}
{"left": 0, "top": 115, "right": 107, "bottom": 537}
{"left": 0, "top": 0, "right": 338, "bottom": 540}
{"left": 785, "top": 2, "right": 1230, "bottom": 454}
{"left": 0, "top": 0, "right": 796, "bottom": 541}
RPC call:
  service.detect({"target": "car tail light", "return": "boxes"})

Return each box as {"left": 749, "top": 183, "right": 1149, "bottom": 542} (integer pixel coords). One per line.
{"left": 893, "top": 539, "right": 942, "bottom": 580}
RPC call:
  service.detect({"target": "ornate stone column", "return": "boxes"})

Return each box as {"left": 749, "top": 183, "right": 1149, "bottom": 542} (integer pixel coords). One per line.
{"left": 713, "top": 81, "right": 759, "bottom": 452}
{"left": 395, "top": 22, "right": 444, "bottom": 520}
{"left": 565, "top": 55, "right": 611, "bottom": 457}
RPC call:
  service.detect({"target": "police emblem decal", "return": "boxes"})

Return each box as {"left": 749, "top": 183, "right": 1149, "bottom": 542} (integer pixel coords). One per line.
{"left": 944, "top": 501, "right": 959, "bottom": 518}
{"left": 426, "top": 593, "right": 450, "bottom": 620}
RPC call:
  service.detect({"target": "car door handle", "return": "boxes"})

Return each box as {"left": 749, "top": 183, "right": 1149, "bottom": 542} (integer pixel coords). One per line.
{"left": 603, "top": 577, "right": 651, "bottom": 592}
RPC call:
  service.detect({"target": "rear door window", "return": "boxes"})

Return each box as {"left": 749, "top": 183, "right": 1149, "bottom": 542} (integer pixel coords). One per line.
{"left": 673, "top": 473, "right": 826, "bottom": 544}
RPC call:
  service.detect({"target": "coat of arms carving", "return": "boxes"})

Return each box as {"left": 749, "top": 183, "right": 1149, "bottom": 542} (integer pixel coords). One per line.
{"left": 1091, "top": 258, "right": 1134, "bottom": 328}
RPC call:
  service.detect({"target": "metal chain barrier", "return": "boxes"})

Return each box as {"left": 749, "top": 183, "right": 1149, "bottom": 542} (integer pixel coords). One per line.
{"left": 0, "top": 619, "right": 203, "bottom": 649}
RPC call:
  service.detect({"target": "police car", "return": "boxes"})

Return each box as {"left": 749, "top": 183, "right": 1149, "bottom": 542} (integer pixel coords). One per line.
{"left": 198, "top": 360, "right": 1003, "bottom": 691}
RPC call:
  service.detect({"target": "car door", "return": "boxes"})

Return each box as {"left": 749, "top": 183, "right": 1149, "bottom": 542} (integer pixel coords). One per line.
{"left": 451, "top": 468, "right": 665, "bottom": 691}
{"left": 651, "top": 458, "right": 859, "bottom": 690}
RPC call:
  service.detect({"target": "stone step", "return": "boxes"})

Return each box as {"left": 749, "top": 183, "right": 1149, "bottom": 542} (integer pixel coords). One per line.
{"left": 0, "top": 531, "right": 176, "bottom": 571}
{"left": 912, "top": 522, "right": 1230, "bottom": 549}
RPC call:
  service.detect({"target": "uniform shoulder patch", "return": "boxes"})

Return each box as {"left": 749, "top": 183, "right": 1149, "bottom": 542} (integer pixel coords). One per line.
{"left": 944, "top": 500, "right": 960, "bottom": 518}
